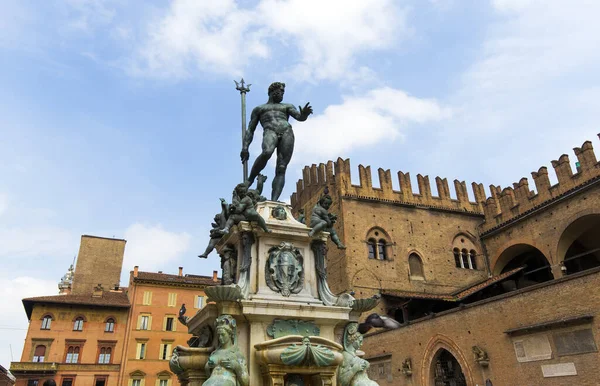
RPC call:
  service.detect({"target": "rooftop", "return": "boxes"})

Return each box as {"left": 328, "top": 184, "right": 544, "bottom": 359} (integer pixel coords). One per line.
{"left": 22, "top": 291, "right": 130, "bottom": 319}
{"left": 134, "top": 271, "right": 220, "bottom": 286}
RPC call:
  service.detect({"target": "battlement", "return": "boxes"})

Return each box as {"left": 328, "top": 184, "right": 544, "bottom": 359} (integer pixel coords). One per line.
{"left": 291, "top": 159, "right": 486, "bottom": 215}
{"left": 480, "top": 135, "right": 600, "bottom": 234}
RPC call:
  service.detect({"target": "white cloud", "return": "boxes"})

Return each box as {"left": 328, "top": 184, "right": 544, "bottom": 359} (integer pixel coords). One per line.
{"left": 130, "top": 0, "right": 408, "bottom": 81}
{"left": 294, "top": 87, "right": 451, "bottom": 163}
{"left": 0, "top": 276, "right": 57, "bottom": 368}
{"left": 421, "top": 0, "right": 600, "bottom": 187}
{"left": 122, "top": 223, "right": 191, "bottom": 279}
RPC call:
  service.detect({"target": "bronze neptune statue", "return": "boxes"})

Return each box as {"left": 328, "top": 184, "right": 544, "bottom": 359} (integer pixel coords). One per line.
{"left": 240, "top": 82, "right": 313, "bottom": 202}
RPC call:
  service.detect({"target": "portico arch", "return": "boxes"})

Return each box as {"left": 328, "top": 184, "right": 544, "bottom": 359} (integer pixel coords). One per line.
{"left": 421, "top": 334, "right": 474, "bottom": 386}
{"left": 556, "top": 213, "right": 600, "bottom": 275}
{"left": 492, "top": 243, "right": 553, "bottom": 288}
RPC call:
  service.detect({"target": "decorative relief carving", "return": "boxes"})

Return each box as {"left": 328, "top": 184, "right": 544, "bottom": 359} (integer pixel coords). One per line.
{"left": 266, "top": 242, "right": 304, "bottom": 297}
{"left": 267, "top": 319, "right": 320, "bottom": 339}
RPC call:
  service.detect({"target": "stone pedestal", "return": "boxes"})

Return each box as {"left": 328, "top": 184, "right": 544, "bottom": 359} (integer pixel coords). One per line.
{"left": 180, "top": 201, "right": 378, "bottom": 385}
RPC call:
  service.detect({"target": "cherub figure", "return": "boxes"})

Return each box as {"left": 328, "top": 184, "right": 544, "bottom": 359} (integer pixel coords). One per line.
{"left": 218, "top": 182, "right": 271, "bottom": 235}
{"left": 308, "top": 192, "right": 346, "bottom": 249}
{"left": 199, "top": 198, "right": 229, "bottom": 259}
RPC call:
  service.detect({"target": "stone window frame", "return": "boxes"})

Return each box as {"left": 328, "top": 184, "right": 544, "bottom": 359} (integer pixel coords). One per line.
{"left": 135, "top": 340, "right": 149, "bottom": 360}
{"left": 138, "top": 314, "right": 152, "bottom": 331}
{"left": 156, "top": 370, "right": 173, "bottom": 386}
{"left": 93, "top": 375, "right": 108, "bottom": 386}
{"left": 29, "top": 338, "right": 54, "bottom": 362}
{"left": 97, "top": 340, "right": 117, "bottom": 364}
{"left": 158, "top": 341, "right": 174, "bottom": 361}
{"left": 104, "top": 316, "right": 116, "bottom": 333}
{"left": 33, "top": 344, "right": 46, "bottom": 363}
{"left": 72, "top": 315, "right": 86, "bottom": 331}
{"left": 40, "top": 313, "right": 54, "bottom": 330}
{"left": 194, "top": 295, "right": 204, "bottom": 309}
{"left": 129, "top": 370, "right": 146, "bottom": 386}
{"left": 452, "top": 234, "right": 479, "bottom": 270}
{"left": 64, "top": 339, "right": 86, "bottom": 364}
{"left": 408, "top": 251, "right": 426, "bottom": 281}
{"left": 60, "top": 375, "right": 77, "bottom": 386}
{"left": 365, "top": 227, "right": 393, "bottom": 261}
{"left": 163, "top": 315, "right": 176, "bottom": 332}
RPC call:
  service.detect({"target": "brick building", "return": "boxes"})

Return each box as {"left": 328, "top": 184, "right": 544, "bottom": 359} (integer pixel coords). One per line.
{"left": 291, "top": 135, "right": 600, "bottom": 385}
{"left": 10, "top": 236, "right": 219, "bottom": 386}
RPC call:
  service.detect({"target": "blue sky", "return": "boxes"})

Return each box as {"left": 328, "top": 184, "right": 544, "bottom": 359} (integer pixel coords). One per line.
{"left": 2, "top": 0, "right": 600, "bottom": 368}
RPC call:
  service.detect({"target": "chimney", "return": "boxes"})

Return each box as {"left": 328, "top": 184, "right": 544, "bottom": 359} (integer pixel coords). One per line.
{"left": 133, "top": 266, "right": 139, "bottom": 278}
{"left": 179, "top": 267, "right": 183, "bottom": 277}
{"left": 212, "top": 270, "right": 218, "bottom": 282}
{"left": 92, "top": 283, "right": 103, "bottom": 298}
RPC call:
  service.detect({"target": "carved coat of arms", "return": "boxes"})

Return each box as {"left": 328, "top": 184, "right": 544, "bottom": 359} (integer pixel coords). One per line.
{"left": 265, "top": 242, "right": 304, "bottom": 296}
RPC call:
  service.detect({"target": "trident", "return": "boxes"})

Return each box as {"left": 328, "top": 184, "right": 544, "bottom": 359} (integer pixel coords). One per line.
{"left": 235, "top": 78, "right": 251, "bottom": 182}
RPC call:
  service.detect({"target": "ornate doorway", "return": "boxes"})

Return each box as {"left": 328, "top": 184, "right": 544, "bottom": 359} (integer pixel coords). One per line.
{"left": 433, "top": 349, "right": 467, "bottom": 386}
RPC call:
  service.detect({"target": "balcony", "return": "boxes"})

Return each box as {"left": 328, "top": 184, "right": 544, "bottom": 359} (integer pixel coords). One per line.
{"left": 10, "top": 362, "right": 120, "bottom": 375}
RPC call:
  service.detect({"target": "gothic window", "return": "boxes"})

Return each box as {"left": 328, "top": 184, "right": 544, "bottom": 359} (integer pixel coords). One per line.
{"left": 367, "top": 239, "right": 377, "bottom": 259}
{"left": 453, "top": 248, "right": 462, "bottom": 268}
{"left": 470, "top": 250, "right": 478, "bottom": 269}
{"left": 98, "top": 347, "right": 112, "bottom": 364}
{"left": 33, "top": 345, "right": 46, "bottom": 362}
{"left": 105, "top": 318, "right": 115, "bottom": 332}
{"left": 41, "top": 315, "right": 52, "bottom": 330}
{"left": 409, "top": 253, "right": 425, "bottom": 279}
{"left": 366, "top": 228, "right": 392, "bottom": 261}
{"left": 378, "top": 240, "right": 388, "bottom": 260}
{"left": 461, "top": 249, "right": 470, "bottom": 269}
{"left": 73, "top": 316, "right": 84, "bottom": 331}
{"left": 452, "top": 235, "right": 479, "bottom": 270}
{"left": 65, "top": 346, "right": 81, "bottom": 363}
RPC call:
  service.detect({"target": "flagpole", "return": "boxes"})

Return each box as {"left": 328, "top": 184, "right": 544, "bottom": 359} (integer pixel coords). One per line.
{"left": 235, "top": 78, "right": 251, "bottom": 182}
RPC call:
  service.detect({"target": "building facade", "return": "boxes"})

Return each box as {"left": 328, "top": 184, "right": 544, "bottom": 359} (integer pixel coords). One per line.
{"left": 119, "top": 267, "right": 218, "bottom": 386}
{"left": 10, "top": 236, "right": 219, "bottom": 386}
{"left": 291, "top": 135, "right": 600, "bottom": 385}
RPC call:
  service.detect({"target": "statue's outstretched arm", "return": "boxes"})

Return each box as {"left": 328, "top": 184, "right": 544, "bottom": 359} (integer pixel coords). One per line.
{"left": 287, "top": 102, "right": 313, "bottom": 122}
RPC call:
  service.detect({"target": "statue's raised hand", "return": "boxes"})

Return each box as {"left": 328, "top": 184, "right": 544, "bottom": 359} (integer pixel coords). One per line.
{"left": 240, "top": 148, "right": 250, "bottom": 162}
{"left": 299, "top": 102, "right": 313, "bottom": 118}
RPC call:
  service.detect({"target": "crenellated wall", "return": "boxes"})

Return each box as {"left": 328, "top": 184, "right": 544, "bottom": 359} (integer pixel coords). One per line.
{"left": 291, "top": 158, "right": 486, "bottom": 215}
{"left": 480, "top": 136, "right": 600, "bottom": 234}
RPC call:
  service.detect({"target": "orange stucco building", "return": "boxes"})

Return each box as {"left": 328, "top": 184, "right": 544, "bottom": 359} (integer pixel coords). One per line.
{"left": 10, "top": 235, "right": 219, "bottom": 386}
{"left": 119, "top": 267, "right": 219, "bottom": 386}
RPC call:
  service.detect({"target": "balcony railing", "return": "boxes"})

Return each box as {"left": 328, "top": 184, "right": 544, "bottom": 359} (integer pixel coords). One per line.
{"left": 10, "top": 362, "right": 120, "bottom": 374}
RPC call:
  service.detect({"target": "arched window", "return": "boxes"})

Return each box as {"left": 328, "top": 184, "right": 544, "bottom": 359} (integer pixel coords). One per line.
{"left": 41, "top": 315, "right": 52, "bottom": 330}
{"left": 377, "top": 239, "right": 388, "bottom": 260}
{"left": 98, "top": 347, "right": 112, "bottom": 364}
{"left": 66, "top": 346, "right": 80, "bottom": 363}
{"left": 409, "top": 253, "right": 424, "bottom": 279}
{"left": 73, "top": 317, "right": 84, "bottom": 331}
{"left": 461, "top": 249, "right": 470, "bottom": 269}
{"left": 33, "top": 345, "right": 46, "bottom": 362}
{"left": 469, "top": 250, "right": 477, "bottom": 270}
{"left": 453, "top": 248, "right": 462, "bottom": 268}
{"left": 365, "top": 228, "right": 392, "bottom": 261}
{"left": 367, "top": 239, "right": 377, "bottom": 259}
{"left": 452, "top": 235, "right": 479, "bottom": 270}
{"left": 105, "top": 318, "right": 115, "bottom": 332}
